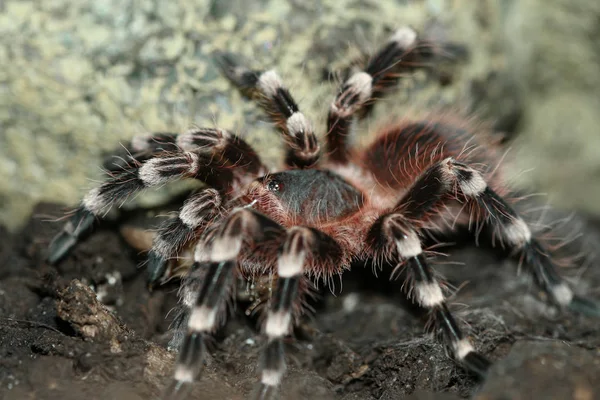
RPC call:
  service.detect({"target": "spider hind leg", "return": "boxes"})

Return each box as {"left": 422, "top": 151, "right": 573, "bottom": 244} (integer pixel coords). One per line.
{"left": 472, "top": 187, "right": 600, "bottom": 316}
{"left": 391, "top": 155, "right": 600, "bottom": 316}
{"left": 368, "top": 214, "right": 490, "bottom": 378}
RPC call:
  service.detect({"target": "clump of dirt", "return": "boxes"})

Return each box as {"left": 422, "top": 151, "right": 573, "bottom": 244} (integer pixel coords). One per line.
{"left": 1, "top": 202, "right": 599, "bottom": 400}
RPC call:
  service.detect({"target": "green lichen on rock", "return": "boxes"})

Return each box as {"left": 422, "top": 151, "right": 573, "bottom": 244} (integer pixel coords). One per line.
{"left": 3, "top": 0, "right": 597, "bottom": 229}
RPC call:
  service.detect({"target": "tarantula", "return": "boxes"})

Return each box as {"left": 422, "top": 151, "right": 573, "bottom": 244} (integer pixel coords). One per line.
{"left": 48, "top": 26, "right": 599, "bottom": 400}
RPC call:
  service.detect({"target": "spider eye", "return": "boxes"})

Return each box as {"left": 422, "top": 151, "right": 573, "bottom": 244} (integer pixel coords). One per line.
{"left": 267, "top": 179, "right": 283, "bottom": 193}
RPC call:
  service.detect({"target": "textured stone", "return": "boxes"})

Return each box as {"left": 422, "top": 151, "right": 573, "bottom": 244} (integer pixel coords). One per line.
{"left": 0, "top": 0, "right": 509, "bottom": 229}
{"left": 476, "top": 341, "right": 600, "bottom": 400}
{"left": 500, "top": 0, "right": 600, "bottom": 217}
{"left": 3, "top": 0, "right": 600, "bottom": 230}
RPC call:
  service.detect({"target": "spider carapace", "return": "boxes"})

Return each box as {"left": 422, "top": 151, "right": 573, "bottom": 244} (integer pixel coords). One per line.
{"left": 47, "top": 26, "right": 599, "bottom": 400}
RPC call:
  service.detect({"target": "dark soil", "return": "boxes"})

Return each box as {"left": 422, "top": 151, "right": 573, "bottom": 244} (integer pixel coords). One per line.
{"left": 1, "top": 202, "right": 599, "bottom": 400}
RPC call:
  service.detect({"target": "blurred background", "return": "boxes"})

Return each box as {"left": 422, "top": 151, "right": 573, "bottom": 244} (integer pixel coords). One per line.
{"left": 2, "top": 0, "right": 600, "bottom": 230}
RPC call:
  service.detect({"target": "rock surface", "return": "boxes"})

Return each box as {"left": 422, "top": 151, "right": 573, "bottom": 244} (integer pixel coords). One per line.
{"left": 476, "top": 341, "right": 600, "bottom": 400}
{"left": 4, "top": 0, "right": 600, "bottom": 229}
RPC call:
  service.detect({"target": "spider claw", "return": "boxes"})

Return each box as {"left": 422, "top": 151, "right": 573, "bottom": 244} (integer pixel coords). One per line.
{"left": 568, "top": 295, "right": 600, "bottom": 317}
{"left": 47, "top": 207, "right": 95, "bottom": 264}
{"left": 213, "top": 50, "right": 237, "bottom": 70}
{"left": 213, "top": 51, "right": 259, "bottom": 93}
{"left": 47, "top": 231, "right": 77, "bottom": 265}
{"left": 147, "top": 251, "right": 169, "bottom": 289}
{"left": 162, "top": 379, "right": 192, "bottom": 400}
{"left": 213, "top": 51, "right": 243, "bottom": 77}
{"left": 252, "top": 383, "right": 277, "bottom": 400}
{"left": 462, "top": 352, "right": 491, "bottom": 379}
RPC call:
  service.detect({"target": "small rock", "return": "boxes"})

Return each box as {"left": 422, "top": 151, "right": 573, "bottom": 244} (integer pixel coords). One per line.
{"left": 476, "top": 340, "right": 600, "bottom": 400}
{"left": 56, "top": 279, "right": 128, "bottom": 350}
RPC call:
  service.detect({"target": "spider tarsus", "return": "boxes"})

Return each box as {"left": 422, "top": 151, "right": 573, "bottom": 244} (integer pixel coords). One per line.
{"left": 147, "top": 251, "right": 169, "bottom": 288}
{"left": 174, "top": 331, "right": 206, "bottom": 380}
{"left": 162, "top": 379, "right": 193, "bottom": 400}
{"left": 260, "top": 338, "right": 286, "bottom": 381}
{"left": 47, "top": 232, "right": 78, "bottom": 265}
{"left": 252, "top": 383, "right": 278, "bottom": 400}
{"left": 214, "top": 51, "right": 259, "bottom": 93}
{"left": 462, "top": 351, "right": 491, "bottom": 379}
{"left": 568, "top": 295, "right": 600, "bottom": 317}
{"left": 47, "top": 207, "right": 95, "bottom": 264}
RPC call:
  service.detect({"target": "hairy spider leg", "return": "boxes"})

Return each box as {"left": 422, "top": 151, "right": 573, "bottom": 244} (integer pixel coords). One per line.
{"left": 390, "top": 156, "right": 600, "bottom": 316}
{"left": 326, "top": 26, "right": 432, "bottom": 164}
{"left": 164, "top": 208, "right": 286, "bottom": 399}
{"left": 47, "top": 127, "right": 265, "bottom": 265}
{"left": 367, "top": 211, "right": 491, "bottom": 378}
{"left": 102, "top": 132, "right": 180, "bottom": 172}
{"left": 217, "top": 53, "right": 320, "bottom": 168}
{"left": 469, "top": 187, "right": 600, "bottom": 317}
{"left": 163, "top": 259, "right": 236, "bottom": 400}
{"left": 254, "top": 227, "right": 343, "bottom": 400}
{"left": 146, "top": 188, "right": 224, "bottom": 286}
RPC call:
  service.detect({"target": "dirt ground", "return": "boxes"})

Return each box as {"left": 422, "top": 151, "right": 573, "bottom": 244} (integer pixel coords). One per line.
{"left": 1, "top": 202, "right": 599, "bottom": 400}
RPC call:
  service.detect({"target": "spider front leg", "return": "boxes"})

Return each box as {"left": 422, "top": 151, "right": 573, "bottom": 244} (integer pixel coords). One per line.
{"left": 368, "top": 213, "right": 491, "bottom": 377}
{"left": 255, "top": 227, "right": 343, "bottom": 400}
{"left": 394, "top": 157, "right": 600, "bottom": 316}
{"left": 47, "top": 127, "right": 265, "bottom": 264}
{"left": 165, "top": 208, "right": 345, "bottom": 400}
{"left": 105, "top": 125, "right": 263, "bottom": 171}
{"left": 217, "top": 53, "right": 320, "bottom": 168}
{"left": 146, "top": 187, "right": 224, "bottom": 286}
{"left": 164, "top": 208, "right": 285, "bottom": 399}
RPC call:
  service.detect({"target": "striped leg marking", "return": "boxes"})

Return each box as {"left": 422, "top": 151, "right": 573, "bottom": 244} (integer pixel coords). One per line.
{"left": 48, "top": 127, "right": 265, "bottom": 265}
{"left": 48, "top": 150, "right": 203, "bottom": 265}
{"left": 102, "top": 132, "right": 179, "bottom": 172}
{"left": 326, "top": 27, "right": 421, "bottom": 163}
{"left": 164, "top": 260, "right": 236, "bottom": 400}
{"left": 370, "top": 214, "right": 491, "bottom": 378}
{"left": 393, "top": 157, "right": 599, "bottom": 316}
{"left": 165, "top": 210, "right": 255, "bottom": 397}
{"left": 255, "top": 227, "right": 343, "bottom": 399}
{"left": 147, "top": 188, "right": 224, "bottom": 286}
{"left": 256, "top": 228, "right": 308, "bottom": 397}
{"left": 400, "top": 229, "right": 490, "bottom": 377}
{"left": 165, "top": 209, "right": 287, "bottom": 399}
{"left": 217, "top": 54, "right": 320, "bottom": 168}
{"left": 473, "top": 188, "right": 599, "bottom": 315}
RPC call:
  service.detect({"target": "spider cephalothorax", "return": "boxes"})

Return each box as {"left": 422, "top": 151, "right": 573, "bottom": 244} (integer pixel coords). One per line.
{"left": 48, "top": 26, "right": 599, "bottom": 400}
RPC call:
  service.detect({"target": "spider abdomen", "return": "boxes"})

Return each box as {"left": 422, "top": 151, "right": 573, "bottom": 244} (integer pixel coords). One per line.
{"left": 362, "top": 118, "right": 498, "bottom": 191}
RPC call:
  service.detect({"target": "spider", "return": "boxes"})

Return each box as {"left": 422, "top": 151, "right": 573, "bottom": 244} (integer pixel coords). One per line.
{"left": 47, "top": 26, "right": 599, "bottom": 400}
